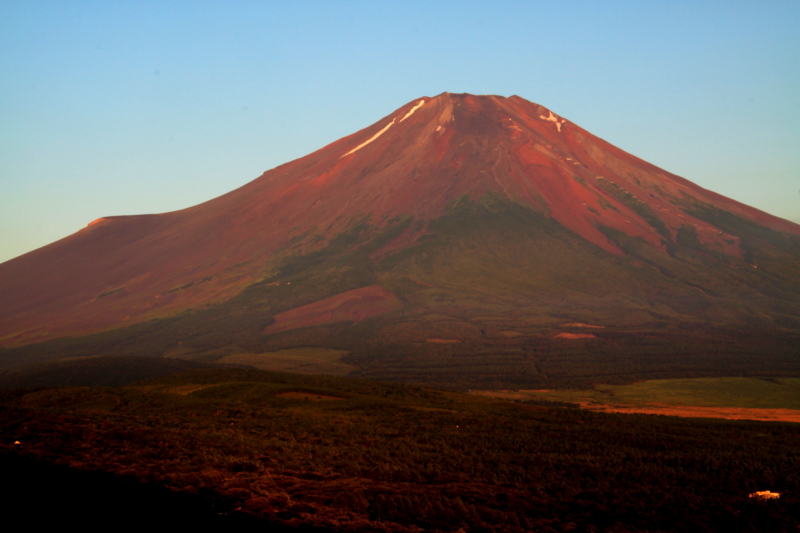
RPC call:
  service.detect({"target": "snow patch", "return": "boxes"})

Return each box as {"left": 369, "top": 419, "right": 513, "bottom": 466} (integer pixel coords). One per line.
{"left": 540, "top": 111, "right": 565, "bottom": 132}
{"left": 504, "top": 118, "right": 523, "bottom": 131}
{"left": 399, "top": 99, "right": 425, "bottom": 122}
{"left": 540, "top": 111, "right": 559, "bottom": 123}
{"left": 341, "top": 119, "right": 396, "bottom": 158}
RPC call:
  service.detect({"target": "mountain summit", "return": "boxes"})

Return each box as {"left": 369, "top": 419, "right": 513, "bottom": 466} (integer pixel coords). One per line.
{"left": 2, "top": 93, "right": 799, "bottom": 385}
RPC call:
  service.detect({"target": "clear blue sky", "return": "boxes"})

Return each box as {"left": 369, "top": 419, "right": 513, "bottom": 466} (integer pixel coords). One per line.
{"left": 2, "top": 1, "right": 799, "bottom": 263}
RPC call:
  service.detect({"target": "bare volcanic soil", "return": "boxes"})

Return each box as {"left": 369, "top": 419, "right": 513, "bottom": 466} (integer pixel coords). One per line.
{"left": 264, "top": 286, "right": 404, "bottom": 334}
{"left": 581, "top": 402, "right": 800, "bottom": 423}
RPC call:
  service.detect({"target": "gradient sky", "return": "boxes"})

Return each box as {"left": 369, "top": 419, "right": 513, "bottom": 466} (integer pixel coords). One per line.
{"left": 2, "top": 1, "right": 799, "bottom": 264}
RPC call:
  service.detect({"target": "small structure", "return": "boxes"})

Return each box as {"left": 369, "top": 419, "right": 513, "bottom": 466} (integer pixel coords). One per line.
{"left": 749, "top": 491, "right": 781, "bottom": 500}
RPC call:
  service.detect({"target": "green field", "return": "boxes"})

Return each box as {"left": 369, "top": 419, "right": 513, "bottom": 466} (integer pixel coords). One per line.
{"left": 599, "top": 377, "right": 800, "bottom": 409}
{"left": 491, "top": 377, "right": 800, "bottom": 410}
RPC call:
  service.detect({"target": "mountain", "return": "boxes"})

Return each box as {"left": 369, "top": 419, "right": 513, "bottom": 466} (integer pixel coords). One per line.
{"left": 2, "top": 93, "right": 799, "bottom": 386}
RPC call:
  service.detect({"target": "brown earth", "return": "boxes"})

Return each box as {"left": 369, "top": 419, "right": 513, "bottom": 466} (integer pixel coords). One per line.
{"left": 554, "top": 332, "right": 597, "bottom": 339}
{"left": 274, "top": 391, "right": 345, "bottom": 401}
{"left": 579, "top": 402, "right": 800, "bottom": 423}
{"left": 161, "top": 384, "right": 217, "bottom": 396}
{"left": 264, "top": 285, "right": 404, "bottom": 334}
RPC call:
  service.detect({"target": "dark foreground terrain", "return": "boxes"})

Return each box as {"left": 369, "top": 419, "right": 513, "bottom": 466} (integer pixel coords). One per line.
{"left": 2, "top": 362, "right": 799, "bottom": 532}
{"left": 0, "top": 452, "right": 302, "bottom": 529}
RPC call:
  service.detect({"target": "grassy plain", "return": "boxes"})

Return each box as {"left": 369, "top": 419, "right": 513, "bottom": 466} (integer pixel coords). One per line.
{"left": 477, "top": 377, "right": 800, "bottom": 422}
{"left": 598, "top": 377, "right": 800, "bottom": 409}
{"left": 216, "top": 347, "right": 354, "bottom": 376}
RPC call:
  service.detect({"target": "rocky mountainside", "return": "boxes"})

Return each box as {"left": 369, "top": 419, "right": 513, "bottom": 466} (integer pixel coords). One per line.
{"left": 2, "top": 93, "right": 799, "bottom": 386}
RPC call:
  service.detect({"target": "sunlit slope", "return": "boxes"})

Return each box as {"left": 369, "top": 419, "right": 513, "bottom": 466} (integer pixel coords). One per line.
{"left": 1, "top": 94, "right": 799, "bottom": 385}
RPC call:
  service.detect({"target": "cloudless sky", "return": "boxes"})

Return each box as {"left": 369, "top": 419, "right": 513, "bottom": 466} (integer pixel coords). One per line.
{"left": 1, "top": 1, "right": 799, "bottom": 263}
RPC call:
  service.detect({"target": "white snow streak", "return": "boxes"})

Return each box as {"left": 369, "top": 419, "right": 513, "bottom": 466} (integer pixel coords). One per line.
{"left": 539, "top": 111, "right": 566, "bottom": 132}
{"left": 540, "top": 111, "right": 559, "bottom": 123}
{"left": 341, "top": 119, "right": 396, "bottom": 158}
{"left": 400, "top": 99, "right": 425, "bottom": 122}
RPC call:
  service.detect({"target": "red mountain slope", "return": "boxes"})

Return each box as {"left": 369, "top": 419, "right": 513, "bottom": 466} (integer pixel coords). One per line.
{"left": 1, "top": 93, "right": 799, "bottom": 349}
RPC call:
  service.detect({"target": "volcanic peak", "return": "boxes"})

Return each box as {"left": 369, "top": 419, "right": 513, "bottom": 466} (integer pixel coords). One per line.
{"left": 1, "top": 93, "right": 799, "bottom": 349}
{"left": 304, "top": 92, "right": 793, "bottom": 260}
